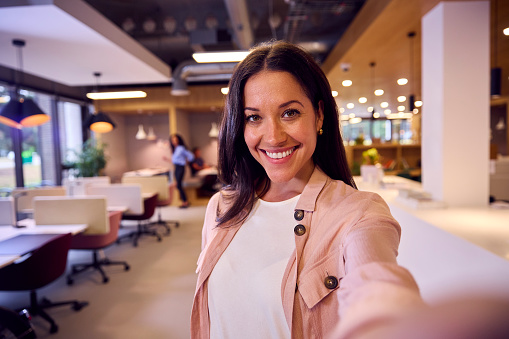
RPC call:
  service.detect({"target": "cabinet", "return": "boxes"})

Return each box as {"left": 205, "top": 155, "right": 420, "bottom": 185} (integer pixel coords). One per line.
{"left": 345, "top": 144, "right": 421, "bottom": 176}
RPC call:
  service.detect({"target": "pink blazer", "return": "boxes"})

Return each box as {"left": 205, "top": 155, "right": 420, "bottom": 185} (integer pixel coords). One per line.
{"left": 191, "top": 167, "right": 423, "bottom": 339}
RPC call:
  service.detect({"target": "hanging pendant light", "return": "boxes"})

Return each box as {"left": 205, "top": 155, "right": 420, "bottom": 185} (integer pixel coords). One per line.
{"left": 408, "top": 32, "right": 417, "bottom": 112}
{"left": 0, "top": 39, "right": 50, "bottom": 129}
{"left": 85, "top": 72, "right": 116, "bottom": 133}
{"left": 209, "top": 122, "right": 219, "bottom": 138}
{"left": 135, "top": 124, "right": 147, "bottom": 139}
{"left": 146, "top": 127, "right": 157, "bottom": 140}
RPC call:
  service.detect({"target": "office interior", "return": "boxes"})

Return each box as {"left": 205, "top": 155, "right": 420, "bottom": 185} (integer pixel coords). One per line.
{"left": 0, "top": 0, "right": 508, "bottom": 337}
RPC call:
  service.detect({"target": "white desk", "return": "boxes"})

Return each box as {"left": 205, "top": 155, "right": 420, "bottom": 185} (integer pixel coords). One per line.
{"left": 0, "top": 222, "right": 87, "bottom": 268}
{"left": 123, "top": 167, "right": 170, "bottom": 177}
{"left": 355, "top": 176, "right": 509, "bottom": 302}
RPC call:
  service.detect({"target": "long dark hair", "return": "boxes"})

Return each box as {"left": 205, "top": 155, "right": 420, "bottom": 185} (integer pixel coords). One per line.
{"left": 217, "top": 41, "right": 356, "bottom": 226}
{"left": 170, "top": 134, "right": 187, "bottom": 153}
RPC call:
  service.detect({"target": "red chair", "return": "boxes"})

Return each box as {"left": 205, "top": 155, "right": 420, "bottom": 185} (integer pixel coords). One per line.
{"left": 120, "top": 193, "right": 161, "bottom": 247}
{"left": 0, "top": 233, "right": 88, "bottom": 334}
{"left": 66, "top": 211, "right": 130, "bottom": 284}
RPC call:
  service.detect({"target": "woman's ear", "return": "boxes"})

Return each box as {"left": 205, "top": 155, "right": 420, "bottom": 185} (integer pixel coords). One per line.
{"left": 316, "top": 101, "right": 324, "bottom": 130}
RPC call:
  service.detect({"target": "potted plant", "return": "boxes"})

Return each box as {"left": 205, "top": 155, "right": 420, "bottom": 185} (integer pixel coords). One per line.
{"left": 360, "top": 148, "right": 383, "bottom": 185}
{"left": 74, "top": 139, "right": 108, "bottom": 177}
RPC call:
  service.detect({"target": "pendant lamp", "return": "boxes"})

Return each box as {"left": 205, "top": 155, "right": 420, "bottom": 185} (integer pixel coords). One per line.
{"left": 408, "top": 32, "right": 416, "bottom": 112}
{"left": 0, "top": 39, "right": 50, "bottom": 129}
{"left": 146, "top": 127, "right": 157, "bottom": 140}
{"left": 135, "top": 124, "right": 147, "bottom": 139}
{"left": 85, "top": 72, "right": 116, "bottom": 133}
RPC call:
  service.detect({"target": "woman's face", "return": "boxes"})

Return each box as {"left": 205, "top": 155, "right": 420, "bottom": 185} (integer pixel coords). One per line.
{"left": 171, "top": 135, "right": 179, "bottom": 146}
{"left": 243, "top": 70, "right": 323, "bottom": 186}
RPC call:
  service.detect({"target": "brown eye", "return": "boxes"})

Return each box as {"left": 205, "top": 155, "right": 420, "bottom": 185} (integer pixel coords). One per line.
{"left": 283, "top": 109, "right": 300, "bottom": 118}
{"left": 245, "top": 114, "right": 261, "bottom": 122}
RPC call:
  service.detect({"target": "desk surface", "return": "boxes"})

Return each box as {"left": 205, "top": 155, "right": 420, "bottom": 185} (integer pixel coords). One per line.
{"left": 0, "top": 223, "right": 87, "bottom": 269}
{"left": 123, "top": 167, "right": 170, "bottom": 177}
{"left": 355, "top": 176, "right": 509, "bottom": 261}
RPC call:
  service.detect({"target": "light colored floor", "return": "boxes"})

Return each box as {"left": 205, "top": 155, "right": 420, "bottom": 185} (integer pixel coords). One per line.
{"left": 0, "top": 204, "right": 207, "bottom": 339}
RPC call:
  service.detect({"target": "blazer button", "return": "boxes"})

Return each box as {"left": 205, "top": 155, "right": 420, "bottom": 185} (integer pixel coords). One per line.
{"left": 294, "top": 210, "right": 304, "bottom": 221}
{"left": 324, "top": 276, "right": 339, "bottom": 290}
{"left": 294, "top": 224, "right": 306, "bottom": 236}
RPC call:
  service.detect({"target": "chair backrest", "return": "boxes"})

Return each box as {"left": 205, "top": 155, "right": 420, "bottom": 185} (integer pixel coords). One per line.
{"left": 121, "top": 175, "right": 169, "bottom": 201}
{"left": 62, "top": 176, "right": 111, "bottom": 196}
{"left": 11, "top": 187, "right": 67, "bottom": 212}
{"left": 33, "top": 196, "right": 109, "bottom": 235}
{"left": 0, "top": 233, "right": 72, "bottom": 291}
{"left": 0, "top": 197, "right": 15, "bottom": 226}
{"left": 70, "top": 211, "right": 122, "bottom": 250}
{"left": 85, "top": 184, "right": 143, "bottom": 214}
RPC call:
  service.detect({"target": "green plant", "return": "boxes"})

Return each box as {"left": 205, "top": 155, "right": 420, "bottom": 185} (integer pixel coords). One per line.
{"left": 362, "top": 148, "right": 380, "bottom": 165}
{"left": 74, "top": 139, "right": 108, "bottom": 177}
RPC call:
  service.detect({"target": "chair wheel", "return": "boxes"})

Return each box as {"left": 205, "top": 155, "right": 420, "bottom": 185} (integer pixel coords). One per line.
{"left": 102, "top": 277, "right": 109, "bottom": 284}
{"left": 72, "top": 301, "right": 88, "bottom": 311}
{"left": 175, "top": 223, "right": 180, "bottom": 228}
{"left": 125, "top": 265, "right": 130, "bottom": 271}
{"left": 67, "top": 277, "right": 73, "bottom": 285}
{"left": 157, "top": 236, "right": 162, "bottom": 242}
{"left": 50, "top": 323, "right": 58, "bottom": 333}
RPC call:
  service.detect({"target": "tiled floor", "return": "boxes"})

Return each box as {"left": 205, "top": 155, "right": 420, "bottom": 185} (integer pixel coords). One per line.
{"left": 0, "top": 204, "right": 207, "bottom": 339}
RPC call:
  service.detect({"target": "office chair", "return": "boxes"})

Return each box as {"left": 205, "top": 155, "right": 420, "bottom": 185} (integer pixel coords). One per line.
{"left": 67, "top": 211, "right": 130, "bottom": 284}
{"left": 121, "top": 175, "right": 179, "bottom": 235}
{"left": 0, "top": 233, "right": 88, "bottom": 334}
{"left": 120, "top": 193, "right": 161, "bottom": 247}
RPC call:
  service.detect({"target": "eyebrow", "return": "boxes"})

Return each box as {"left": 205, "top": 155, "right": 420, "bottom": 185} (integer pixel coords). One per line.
{"left": 244, "top": 100, "right": 304, "bottom": 112}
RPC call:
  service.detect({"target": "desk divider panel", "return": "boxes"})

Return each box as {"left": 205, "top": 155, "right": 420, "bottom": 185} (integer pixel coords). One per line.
{"left": 33, "top": 196, "right": 109, "bottom": 235}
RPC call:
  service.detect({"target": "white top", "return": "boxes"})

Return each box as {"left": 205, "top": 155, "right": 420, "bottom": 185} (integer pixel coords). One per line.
{"left": 208, "top": 195, "right": 300, "bottom": 339}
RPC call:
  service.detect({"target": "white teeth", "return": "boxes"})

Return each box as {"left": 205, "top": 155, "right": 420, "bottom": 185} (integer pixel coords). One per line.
{"left": 266, "top": 148, "right": 294, "bottom": 159}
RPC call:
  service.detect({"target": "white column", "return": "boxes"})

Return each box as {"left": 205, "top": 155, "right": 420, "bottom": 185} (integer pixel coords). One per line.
{"left": 421, "top": 1, "right": 490, "bottom": 207}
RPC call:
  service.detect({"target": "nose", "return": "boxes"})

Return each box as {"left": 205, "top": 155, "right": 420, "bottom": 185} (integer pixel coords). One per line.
{"left": 264, "top": 117, "right": 287, "bottom": 145}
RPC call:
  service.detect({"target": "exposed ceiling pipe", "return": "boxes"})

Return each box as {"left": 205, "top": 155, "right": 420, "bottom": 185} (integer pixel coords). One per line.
{"left": 223, "top": 0, "right": 254, "bottom": 50}
{"left": 171, "top": 61, "right": 237, "bottom": 96}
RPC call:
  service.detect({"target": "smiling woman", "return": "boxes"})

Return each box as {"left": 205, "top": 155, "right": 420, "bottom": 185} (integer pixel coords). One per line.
{"left": 191, "top": 41, "right": 424, "bottom": 339}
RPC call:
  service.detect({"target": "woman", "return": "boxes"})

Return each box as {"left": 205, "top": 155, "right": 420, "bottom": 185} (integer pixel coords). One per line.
{"left": 164, "top": 134, "right": 194, "bottom": 208}
{"left": 191, "top": 41, "right": 423, "bottom": 338}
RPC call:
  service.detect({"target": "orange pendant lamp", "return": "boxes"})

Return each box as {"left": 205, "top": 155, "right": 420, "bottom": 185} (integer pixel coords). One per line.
{"left": 85, "top": 72, "right": 116, "bottom": 133}
{"left": 0, "top": 39, "right": 50, "bottom": 129}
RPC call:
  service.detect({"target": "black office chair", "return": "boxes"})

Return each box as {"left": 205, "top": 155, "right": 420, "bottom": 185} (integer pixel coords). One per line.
{"left": 0, "top": 233, "right": 88, "bottom": 334}
{"left": 120, "top": 193, "right": 162, "bottom": 247}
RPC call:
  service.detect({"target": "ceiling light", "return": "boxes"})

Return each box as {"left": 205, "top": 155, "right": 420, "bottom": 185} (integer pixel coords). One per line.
{"left": 397, "top": 106, "right": 405, "bottom": 111}
{"left": 136, "top": 124, "right": 147, "bottom": 139}
{"left": 86, "top": 91, "right": 147, "bottom": 100}
{"left": 85, "top": 112, "right": 116, "bottom": 133}
{"left": 85, "top": 73, "right": 116, "bottom": 133}
{"left": 339, "top": 107, "right": 345, "bottom": 113}
{"left": 380, "top": 102, "right": 389, "bottom": 108}
{"left": 504, "top": 27, "right": 509, "bottom": 36}
{"left": 221, "top": 87, "right": 229, "bottom": 95}
{"left": 367, "top": 106, "right": 373, "bottom": 112}
{"left": 349, "top": 113, "right": 355, "bottom": 118}
{"left": 413, "top": 108, "right": 419, "bottom": 114}
{"left": 146, "top": 127, "right": 157, "bottom": 141}
{"left": 397, "top": 78, "right": 408, "bottom": 85}
{"left": 346, "top": 103, "right": 354, "bottom": 109}
{"left": 415, "top": 100, "right": 423, "bottom": 107}
{"left": 192, "top": 51, "right": 250, "bottom": 63}
{"left": 342, "top": 80, "right": 352, "bottom": 87}
{"left": 209, "top": 122, "right": 219, "bottom": 138}
{"left": 358, "top": 97, "right": 367, "bottom": 103}
{"left": 384, "top": 109, "right": 391, "bottom": 115}
{"left": 349, "top": 117, "right": 362, "bottom": 124}
{"left": 374, "top": 89, "right": 384, "bottom": 96}
{"left": 0, "top": 39, "right": 50, "bottom": 129}
{"left": 373, "top": 112, "right": 380, "bottom": 118}
{"left": 341, "top": 115, "right": 349, "bottom": 121}
{"left": 397, "top": 96, "right": 406, "bottom": 102}
{"left": 332, "top": 91, "right": 339, "bottom": 97}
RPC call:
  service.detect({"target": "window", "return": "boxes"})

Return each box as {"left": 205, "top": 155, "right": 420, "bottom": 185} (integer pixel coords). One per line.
{"left": 0, "top": 84, "right": 15, "bottom": 191}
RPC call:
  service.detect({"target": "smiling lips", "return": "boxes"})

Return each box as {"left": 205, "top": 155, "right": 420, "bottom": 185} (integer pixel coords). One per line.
{"left": 263, "top": 146, "right": 298, "bottom": 159}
